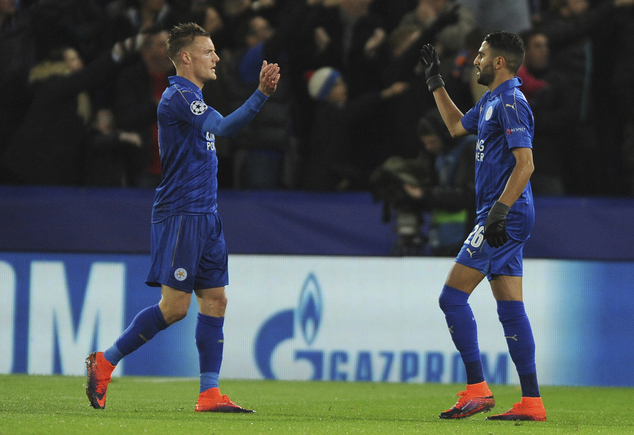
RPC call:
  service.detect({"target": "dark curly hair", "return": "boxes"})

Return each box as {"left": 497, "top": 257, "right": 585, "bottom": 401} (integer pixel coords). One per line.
{"left": 166, "top": 22, "right": 210, "bottom": 62}
{"left": 484, "top": 31, "right": 525, "bottom": 74}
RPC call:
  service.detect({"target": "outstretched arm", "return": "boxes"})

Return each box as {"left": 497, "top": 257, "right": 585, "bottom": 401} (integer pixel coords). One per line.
{"left": 420, "top": 44, "right": 469, "bottom": 137}
{"left": 431, "top": 87, "right": 469, "bottom": 137}
{"left": 202, "top": 61, "right": 280, "bottom": 137}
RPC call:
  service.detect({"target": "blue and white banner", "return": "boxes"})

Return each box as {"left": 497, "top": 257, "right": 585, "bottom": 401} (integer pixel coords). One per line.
{"left": 1, "top": 253, "right": 633, "bottom": 386}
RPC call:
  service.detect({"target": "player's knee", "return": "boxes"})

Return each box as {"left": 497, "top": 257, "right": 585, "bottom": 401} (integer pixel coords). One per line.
{"left": 212, "top": 294, "right": 228, "bottom": 313}
{"left": 162, "top": 303, "right": 189, "bottom": 324}
{"left": 438, "top": 291, "right": 449, "bottom": 312}
{"left": 438, "top": 285, "right": 467, "bottom": 313}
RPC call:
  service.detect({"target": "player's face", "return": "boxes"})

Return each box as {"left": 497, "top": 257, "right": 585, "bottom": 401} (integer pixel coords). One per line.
{"left": 474, "top": 41, "right": 495, "bottom": 87}
{"left": 190, "top": 36, "right": 220, "bottom": 83}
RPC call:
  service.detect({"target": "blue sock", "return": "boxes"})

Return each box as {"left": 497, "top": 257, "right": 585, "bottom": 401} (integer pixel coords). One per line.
{"left": 439, "top": 285, "right": 484, "bottom": 384}
{"left": 196, "top": 313, "right": 224, "bottom": 393}
{"left": 103, "top": 304, "right": 168, "bottom": 366}
{"left": 497, "top": 300, "right": 540, "bottom": 397}
{"left": 200, "top": 372, "right": 220, "bottom": 394}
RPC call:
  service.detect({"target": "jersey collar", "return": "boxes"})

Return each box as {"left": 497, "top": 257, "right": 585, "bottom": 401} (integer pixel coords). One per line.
{"left": 490, "top": 77, "right": 522, "bottom": 97}
{"left": 169, "top": 75, "right": 201, "bottom": 91}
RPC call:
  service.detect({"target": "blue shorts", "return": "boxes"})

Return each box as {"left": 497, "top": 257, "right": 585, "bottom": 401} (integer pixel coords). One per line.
{"left": 146, "top": 213, "right": 229, "bottom": 292}
{"left": 455, "top": 223, "right": 524, "bottom": 280}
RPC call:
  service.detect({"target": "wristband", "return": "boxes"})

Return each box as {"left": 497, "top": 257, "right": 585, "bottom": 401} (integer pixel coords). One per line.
{"left": 488, "top": 201, "right": 510, "bottom": 221}
{"left": 426, "top": 75, "right": 445, "bottom": 92}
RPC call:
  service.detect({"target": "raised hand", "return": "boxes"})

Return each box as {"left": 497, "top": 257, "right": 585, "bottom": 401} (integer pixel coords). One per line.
{"left": 419, "top": 44, "right": 445, "bottom": 92}
{"left": 419, "top": 43, "right": 440, "bottom": 80}
{"left": 258, "top": 60, "right": 281, "bottom": 96}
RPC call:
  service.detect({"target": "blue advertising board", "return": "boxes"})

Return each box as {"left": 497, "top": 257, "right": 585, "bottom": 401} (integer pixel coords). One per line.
{"left": 2, "top": 252, "right": 633, "bottom": 387}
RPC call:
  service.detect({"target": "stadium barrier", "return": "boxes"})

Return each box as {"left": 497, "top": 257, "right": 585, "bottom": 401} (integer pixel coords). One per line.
{"left": 1, "top": 252, "right": 633, "bottom": 387}
{"left": 1, "top": 186, "right": 633, "bottom": 386}
{"left": 1, "top": 186, "right": 634, "bottom": 260}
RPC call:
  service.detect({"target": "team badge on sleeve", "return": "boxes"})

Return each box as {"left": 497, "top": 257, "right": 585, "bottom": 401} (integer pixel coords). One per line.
{"left": 190, "top": 100, "right": 208, "bottom": 115}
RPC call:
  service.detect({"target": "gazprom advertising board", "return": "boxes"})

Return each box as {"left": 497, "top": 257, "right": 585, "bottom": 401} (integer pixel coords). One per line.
{"left": 1, "top": 253, "right": 633, "bottom": 387}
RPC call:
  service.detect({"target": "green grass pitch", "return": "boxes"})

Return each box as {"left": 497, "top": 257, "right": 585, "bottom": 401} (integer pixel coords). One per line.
{"left": 1, "top": 374, "right": 633, "bottom": 434}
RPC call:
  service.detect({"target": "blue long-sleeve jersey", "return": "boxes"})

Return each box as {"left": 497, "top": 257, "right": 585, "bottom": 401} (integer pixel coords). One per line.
{"left": 152, "top": 75, "right": 267, "bottom": 222}
{"left": 461, "top": 77, "right": 535, "bottom": 241}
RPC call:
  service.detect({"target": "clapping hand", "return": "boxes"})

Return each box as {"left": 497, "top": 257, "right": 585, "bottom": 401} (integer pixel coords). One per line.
{"left": 258, "top": 60, "right": 281, "bottom": 96}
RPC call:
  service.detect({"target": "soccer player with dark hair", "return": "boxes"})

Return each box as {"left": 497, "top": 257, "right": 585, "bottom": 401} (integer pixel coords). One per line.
{"left": 419, "top": 31, "right": 546, "bottom": 421}
{"left": 85, "top": 22, "right": 280, "bottom": 413}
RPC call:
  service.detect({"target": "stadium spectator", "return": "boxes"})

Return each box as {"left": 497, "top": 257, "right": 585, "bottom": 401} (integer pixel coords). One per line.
{"left": 369, "top": 0, "right": 418, "bottom": 34}
{"left": 300, "top": 0, "right": 403, "bottom": 183}
{"left": 0, "top": 0, "right": 632, "bottom": 195}
{"left": 517, "top": 28, "right": 575, "bottom": 196}
{"left": 538, "top": 0, "right": 634, "bottom": 195}
{"left": 222, "top": 2, "right": 312, "bottom": 189}
{"left": 0, "top": 0, "right": 28, "bottom": 165}
{"left": 420, "top": 32, "right": 546, "bottom": 420}
{"left": 84, "top": 107, "right": 145, "bottom": 186}
{"left": 456, "top": 0, "right": 532, "bottom": 34}
{"left": 402, "top": 109, "right": 476, "bottom": 256}
{"left": 303, "top": 0, "right": 386, "bottom": 98}
{"left": 106, "top": 0, "right": 184, "bottom": 38}
{"left": 0, "top": 0, "right": 109, "bottom": 168}
{"left": 302, "top": 66, "right": 409, "bottom": 191}
{"left": 190, "top": 1, "right": 232, "bottom": 51}
{"left": 442, "top": 26, "right": 487, "bottom": 112}
{"left": 0, "top": 0, "right": 16, "bottom": 30}
{"left": 1, "top": 34, "right": 147, "bottom": 185}
{"left": 398, "top": 0, "right": 476, "bottom": 79}
{"left": 113, "top": 26, "right": 174, "bottom": 188}
{"left": 85, "top": 22, "right": 280, "bottom": 413}
{"left": 379, "top": 9, "right": 473, "bottom": 163}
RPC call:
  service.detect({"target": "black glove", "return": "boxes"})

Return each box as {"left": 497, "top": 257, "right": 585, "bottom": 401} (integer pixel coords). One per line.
{"left": 419, "top": 44, "right": 445, "bottom": 92}
{"left": 484, "top": 201, "right": 510, "bottom": 248}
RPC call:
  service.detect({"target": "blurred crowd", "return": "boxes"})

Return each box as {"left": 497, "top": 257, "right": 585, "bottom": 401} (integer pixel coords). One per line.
{"left": 1, "top": 0, "right": 633, "bottom": 196}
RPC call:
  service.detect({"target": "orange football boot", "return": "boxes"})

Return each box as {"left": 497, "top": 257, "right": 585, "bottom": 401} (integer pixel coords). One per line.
{"left": 439, "top": 381, "right": 495, "bottom": 419}
{"left": 487, "top": 396, "right": 546, "bottom": 421}
{"left": 195, "top": 387, "right": 255, "bottom": 413}
{"left": 85, "top": 351, "right": 115, "bottom": 409}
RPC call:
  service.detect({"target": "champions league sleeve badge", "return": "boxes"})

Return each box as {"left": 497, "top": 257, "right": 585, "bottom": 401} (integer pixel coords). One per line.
{"left": 190, "top": 100, "right": 208, "bottom": 115}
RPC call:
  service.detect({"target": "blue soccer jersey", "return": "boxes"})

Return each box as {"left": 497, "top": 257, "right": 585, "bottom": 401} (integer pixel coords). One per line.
{"left": 461, "top": 77, "right": 535, "bottom": 241}
{"left": 152, "top": 76, "right": 267, "bottom": 222}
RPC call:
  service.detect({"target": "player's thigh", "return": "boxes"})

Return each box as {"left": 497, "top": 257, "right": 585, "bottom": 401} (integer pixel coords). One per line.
{"left": 490, "top": 275, "right": 523, "bottom": 301}
{"left": 445, "top": 261, "right": 486, "bottom": 295}
{"left": 146, "top": 214, "right": 212, "bottom": 291}
{"left": 488, "top": 238, "right": 525, "bottom": 301}
{"left": 194, "top": 212, "right": 229, "bottom": 290}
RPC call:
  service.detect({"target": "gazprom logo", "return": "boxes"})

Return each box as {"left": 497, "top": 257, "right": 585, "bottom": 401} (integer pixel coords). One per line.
{"left": 253, "top": 270, "right": 509, "bottom": 384}
{"left": 298, "top": 274, "right": 321, "bottom": 345}
{"left": 254, "top": 273, "right": 323, "bottom": 379}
